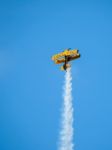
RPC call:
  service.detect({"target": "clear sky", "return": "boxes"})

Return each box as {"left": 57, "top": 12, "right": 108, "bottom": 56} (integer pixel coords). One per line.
{"left": 0, "top": 0, "right": 112, "bottom": 150}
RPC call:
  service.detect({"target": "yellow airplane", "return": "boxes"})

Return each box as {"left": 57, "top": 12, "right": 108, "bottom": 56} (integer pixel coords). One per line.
{"left": 52, "top": 48, "right": 80, "bottom": 71}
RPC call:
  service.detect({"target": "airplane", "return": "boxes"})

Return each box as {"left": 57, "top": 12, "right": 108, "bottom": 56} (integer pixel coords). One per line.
{"left": 52, "top": 48, "right": 80, "bottom": 71}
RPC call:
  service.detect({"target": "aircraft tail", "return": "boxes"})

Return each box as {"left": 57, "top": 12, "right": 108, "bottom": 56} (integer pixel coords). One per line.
{"left": 60, "top": 64, "right": 71, "bottom": 71}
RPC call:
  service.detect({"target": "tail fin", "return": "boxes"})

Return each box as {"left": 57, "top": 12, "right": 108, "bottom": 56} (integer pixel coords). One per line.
{"left": 60, "top": 64, "right": 71, "bottom": 71}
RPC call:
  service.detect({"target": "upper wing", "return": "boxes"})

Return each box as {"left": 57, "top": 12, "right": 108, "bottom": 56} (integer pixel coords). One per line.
{"left": 62, "top": 49, "right": 78, "bottom": 56}
{"left": 52, "top": 52, "right": 66, "bottom": 61}
{"left": 52, "top": 53, "right": 65, "bottom": 64}
{"left": 52, "top": 49, "right": 79, "bottom": 64}
{"left": 52, "top": 49, "right": 78, "bottom": 60}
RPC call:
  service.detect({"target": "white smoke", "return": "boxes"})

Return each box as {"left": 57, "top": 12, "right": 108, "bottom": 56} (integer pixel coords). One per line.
{"left": 59, "top": 68, "right": 74, "bottom": 150}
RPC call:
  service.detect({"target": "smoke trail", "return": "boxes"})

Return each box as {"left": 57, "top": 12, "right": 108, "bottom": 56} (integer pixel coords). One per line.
{"left": 59, "top": 68, "right": 74, "bottom": 150}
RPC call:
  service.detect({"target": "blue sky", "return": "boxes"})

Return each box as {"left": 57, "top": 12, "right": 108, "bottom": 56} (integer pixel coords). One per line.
{"left": 0, "top": 0, "right": 112, "bottom": 150}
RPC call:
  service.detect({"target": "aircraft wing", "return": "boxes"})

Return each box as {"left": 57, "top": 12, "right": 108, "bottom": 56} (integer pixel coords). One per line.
{"left": 52, "top": 52, "right": 66, "bottom": 61}
{"left": 52, "top": 49, "right": 79, "bottom": 62}
{"left": 54, "top": 59, "right": 65, "bottom": 64}
{"left": 61, "top": 49, "right": 78, "bottom": 56}
{"left": 68, "top": 54, "right": 80, "bottom": 61}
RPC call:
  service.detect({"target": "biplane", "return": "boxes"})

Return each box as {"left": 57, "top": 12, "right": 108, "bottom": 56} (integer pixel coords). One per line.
{"left": 52, "top": 48, "right": 80, "bottom": 71}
